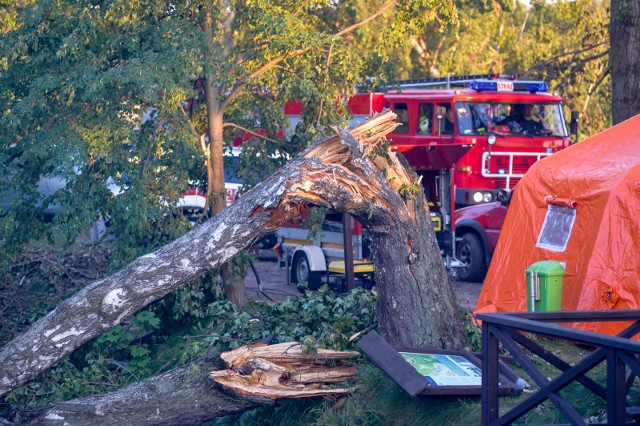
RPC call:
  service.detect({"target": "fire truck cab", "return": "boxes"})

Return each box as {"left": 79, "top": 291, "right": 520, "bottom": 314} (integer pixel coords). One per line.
{"left": 382, "top": 75, "right": 572, "bottom": 208}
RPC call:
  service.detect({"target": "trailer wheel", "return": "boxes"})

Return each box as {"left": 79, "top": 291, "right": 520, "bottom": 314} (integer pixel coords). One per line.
{"left": 456, "top": 233, "right": 486, "bottom": 283}
{"left": 292, "top": 253, "right": 322, "bottom": 291}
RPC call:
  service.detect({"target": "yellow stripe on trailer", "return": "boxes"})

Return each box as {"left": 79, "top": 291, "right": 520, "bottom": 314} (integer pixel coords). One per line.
{"left": 321, "top": 242, "right": 344, "bottom": 250}
{"left": 282, "top": 238, "right": 314, "bottom": 246}
{"left": 328, "top": 260, "right": 375, "bottom": 274}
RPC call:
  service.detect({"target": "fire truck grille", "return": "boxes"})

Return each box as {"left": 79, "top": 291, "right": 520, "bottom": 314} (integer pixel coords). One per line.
{"left": 497, "top": 177, "right": 521, "bottom": 189}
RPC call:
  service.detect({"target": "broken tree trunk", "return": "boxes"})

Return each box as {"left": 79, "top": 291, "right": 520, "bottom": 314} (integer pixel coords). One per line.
{"left": 210, "top": 342, "right": 359, "bottom": 399}
{"left": 9, "top": 343, "right": 359, "bottom": 425}
{"left": 0, "top": 110, "right": 467, "bottom": 400}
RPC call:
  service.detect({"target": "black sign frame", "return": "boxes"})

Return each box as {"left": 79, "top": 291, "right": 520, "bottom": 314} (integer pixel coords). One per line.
{"left": 357, "top": 331, "right": 523, "bottom": 396}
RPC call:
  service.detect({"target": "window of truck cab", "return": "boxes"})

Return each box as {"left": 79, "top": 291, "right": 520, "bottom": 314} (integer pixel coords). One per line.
{"left": 417, "top": 103, "right": 433, "bottom": 135}
{"left": 394, "top": 103, "right": 410, "bottom": 134}
{"left": 455, "top": 102, "right": 568, "bottom": 137}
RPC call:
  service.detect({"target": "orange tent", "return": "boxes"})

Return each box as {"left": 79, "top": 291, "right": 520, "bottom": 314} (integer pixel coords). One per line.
{"left": 475, "top": 115, "right": 640, "bottom": 336}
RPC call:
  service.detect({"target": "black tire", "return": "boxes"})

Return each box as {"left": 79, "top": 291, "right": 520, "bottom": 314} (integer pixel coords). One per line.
{"left": 292, "top": 253, "right": 323, "bottom": 291}
{"left": 456, "top": 233, "right": 487, "bottom": 283}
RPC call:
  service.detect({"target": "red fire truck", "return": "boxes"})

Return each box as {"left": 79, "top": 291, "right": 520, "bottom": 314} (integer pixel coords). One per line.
{"left": 287, "top": 74, "right": 574, "bottom": 207}
{"left": 279, "top": 74, "right": 576, "bottom": 285}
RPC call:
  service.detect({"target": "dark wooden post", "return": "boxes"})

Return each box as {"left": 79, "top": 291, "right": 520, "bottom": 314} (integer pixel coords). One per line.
{"left": 342, "top": 213, "right": 355, "bottom": 291}
{"left": 607, "top": 349, "right": 626, "bottom": 425}
{"left": 482, "top": 323, "right": 500, "bottom": 425}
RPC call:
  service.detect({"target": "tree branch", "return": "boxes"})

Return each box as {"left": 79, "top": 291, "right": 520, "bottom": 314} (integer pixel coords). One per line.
{"left": 524, "top": 43, "right": 609, "bottom": 75}
{"left": 178, "top": 102, "right": 201, "bottom": 139}
{"left": 581, "top": 64, "right": 611, "bottom": 114}
{"left": 222, "top": 122, "right": 298, "bottom": 148}
{"left": 316, "top": 43, "right": 334, "bottom": 127}
{"left": 221, "top": 0, "right": 398, "bottom": 110}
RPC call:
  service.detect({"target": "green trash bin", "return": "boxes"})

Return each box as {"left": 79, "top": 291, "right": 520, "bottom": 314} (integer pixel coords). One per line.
{"left": 526, "top": 261, "right": 566, "bottom": 312}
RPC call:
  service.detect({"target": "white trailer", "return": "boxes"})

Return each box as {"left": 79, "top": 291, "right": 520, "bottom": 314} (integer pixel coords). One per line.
{"left": 275, "top": 210, "right": 374, "bottom": 292}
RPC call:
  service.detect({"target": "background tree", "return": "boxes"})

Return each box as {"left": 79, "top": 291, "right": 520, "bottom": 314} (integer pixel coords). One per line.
{"left": 394, "top": 0, "right": 611, "bottom": 138}
{"left": 610, "top": 0, "right": 640, "bottom": 123}
{"left": 0, "top": 0, "right": 457, "bottom": 308}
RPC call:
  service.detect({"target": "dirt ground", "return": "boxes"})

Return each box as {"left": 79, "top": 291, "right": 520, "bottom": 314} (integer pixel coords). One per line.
{"left": 243, "top": 251, "right": 483, "bottom": 311}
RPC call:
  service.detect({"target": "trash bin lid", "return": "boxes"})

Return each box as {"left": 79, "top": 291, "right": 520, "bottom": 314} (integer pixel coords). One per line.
{"left": 525, "top": 260, "right": 566, "bottom": 277}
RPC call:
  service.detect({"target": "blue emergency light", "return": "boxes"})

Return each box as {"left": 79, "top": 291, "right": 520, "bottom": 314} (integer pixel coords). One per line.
{"left": 521, "top": 81, "right": 549, "bottom": 92}
{"left": 470, "top": 80, "right": 499, "bottom": 92}
{"left": 470, "top": 80, "right": 548, "bottom": 93}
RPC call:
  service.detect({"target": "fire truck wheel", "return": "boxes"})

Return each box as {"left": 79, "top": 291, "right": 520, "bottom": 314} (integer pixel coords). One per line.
{"left": 456, "top": 233, "right": 487, "bottom": 283}
{"left": 292, "top": 253, "right": 322, "bottom": 291}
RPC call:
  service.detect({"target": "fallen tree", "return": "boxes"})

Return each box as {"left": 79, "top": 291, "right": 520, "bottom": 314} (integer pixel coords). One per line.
{"left": 10, "top": 359, "right": 270, "bottom": 425}
{"left": 1, "top": 111, "right": 467, "bottom": 423}
{"left": 11, "top": 343, "right": 360, "bottom": 425}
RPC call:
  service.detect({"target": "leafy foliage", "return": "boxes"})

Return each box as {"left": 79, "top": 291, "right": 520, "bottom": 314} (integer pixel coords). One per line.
{"left": 201, "top": 286, "right": 377, "bottom": 353}
{"left": 300, "top": 206, "right": 328, "bottom": 241}
{"left": 6, "top": 286, "right": 377, "bottom": 408}
{"left": 401, "top": 0, "right": 611, "bottom": 138}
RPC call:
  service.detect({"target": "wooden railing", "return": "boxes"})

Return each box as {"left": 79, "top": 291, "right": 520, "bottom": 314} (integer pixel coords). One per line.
{"left": 477, "top": 310, "right": 640, "bottom": 425}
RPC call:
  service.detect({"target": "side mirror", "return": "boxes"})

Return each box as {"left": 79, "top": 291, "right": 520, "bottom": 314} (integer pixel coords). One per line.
{"left": 497, "top": 188, "right": 513, "bottom": 206}
{"left": 569, "top": 110, "right": 579, "bottom": 140}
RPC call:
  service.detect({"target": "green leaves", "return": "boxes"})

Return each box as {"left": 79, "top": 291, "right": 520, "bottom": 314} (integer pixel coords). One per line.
{"left": 403, "top": 0, "right": 610, "bottom": 137}
{"left": 201, "top": 286, "right": 378, "bottom": 353}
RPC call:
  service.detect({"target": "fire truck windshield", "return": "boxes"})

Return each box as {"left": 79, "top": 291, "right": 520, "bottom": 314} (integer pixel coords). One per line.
{"left": 455, "top": 102, "right": 568, "bottom": 137}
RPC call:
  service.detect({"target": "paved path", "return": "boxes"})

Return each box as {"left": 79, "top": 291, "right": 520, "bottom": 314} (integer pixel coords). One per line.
{"left": 244, "top": 256, "right": 483, "bottom": 310}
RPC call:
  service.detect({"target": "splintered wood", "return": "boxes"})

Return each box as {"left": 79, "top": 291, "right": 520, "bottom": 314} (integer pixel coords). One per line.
{"left": 209, "top": 342, "right": 359, "bottom": 399}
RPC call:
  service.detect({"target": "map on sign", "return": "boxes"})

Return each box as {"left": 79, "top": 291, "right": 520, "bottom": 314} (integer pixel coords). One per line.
{"left": 399, "top": 352, "right": 482, "bottom": 386}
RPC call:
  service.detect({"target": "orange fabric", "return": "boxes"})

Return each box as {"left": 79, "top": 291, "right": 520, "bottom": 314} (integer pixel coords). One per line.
{"left": 475, "top": 115, "right": 640, "bottom": 336}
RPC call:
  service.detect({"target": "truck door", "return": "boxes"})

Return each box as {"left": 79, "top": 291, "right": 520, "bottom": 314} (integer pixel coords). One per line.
{"left": 435, "top": 103, "right": 455, "bottom": 136}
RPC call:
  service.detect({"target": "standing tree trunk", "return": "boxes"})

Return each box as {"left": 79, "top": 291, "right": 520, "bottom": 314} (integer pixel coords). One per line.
{"left": 205, "top": 103, "right": 249, "bottom": 307}
{"left": 611, "top": 0, "right": 640, "bottom": 124}
{"left": 0, "top": 111, "right": 466, "bottom": 400}
{"left": 201, "top": 11, "right": 250, "bottom": 306}
{"left": 300, "top": 123, "right": 467, "bottom": 349}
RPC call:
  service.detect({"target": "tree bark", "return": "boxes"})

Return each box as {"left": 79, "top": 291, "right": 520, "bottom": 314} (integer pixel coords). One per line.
{"left": 0, "top": 111, "right": 467, "bottom": 399}
{"left": 10, "top": 360, "right": 270, "bottom": 425}
{"left": 610, "top": 0, "right": 640, "bottom": 124}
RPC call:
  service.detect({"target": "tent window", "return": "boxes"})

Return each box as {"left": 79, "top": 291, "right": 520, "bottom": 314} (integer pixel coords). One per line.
{"left": 536, "top": 204, "right": 576, "bottom": 252}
